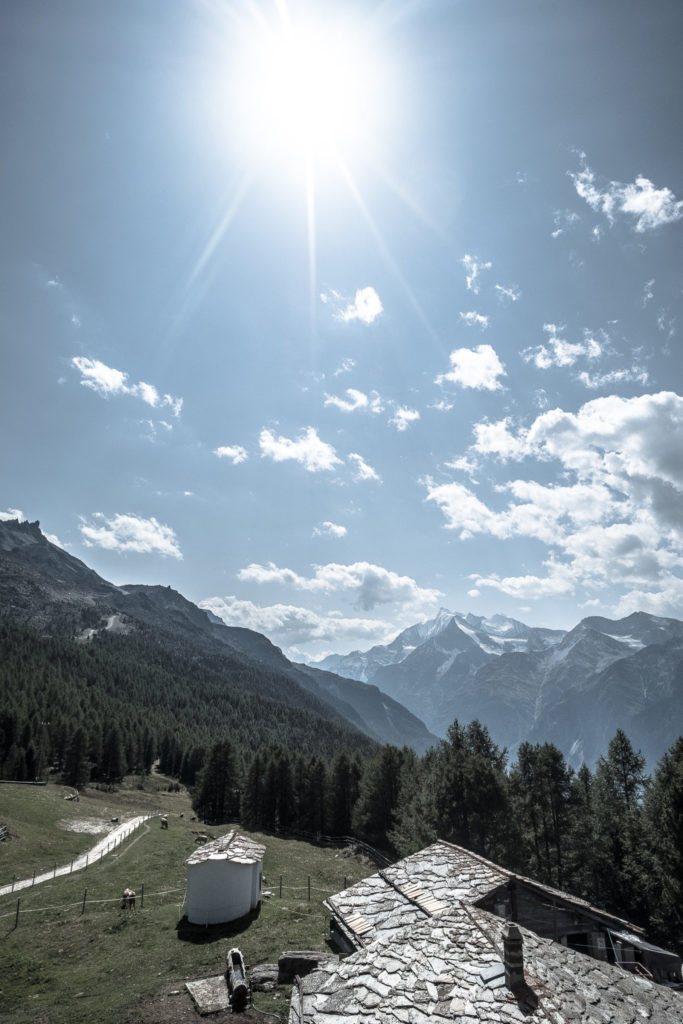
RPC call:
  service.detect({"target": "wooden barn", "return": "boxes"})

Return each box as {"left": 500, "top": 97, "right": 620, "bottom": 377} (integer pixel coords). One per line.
{"left": 185, "top": 831, "right": 265, "bottom": 926}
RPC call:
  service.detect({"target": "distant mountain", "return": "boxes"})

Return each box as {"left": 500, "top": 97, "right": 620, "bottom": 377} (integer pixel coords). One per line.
{"left": 315, "top": 608, "right": 683, "bottom": 766}
{"left": 0, "top": 519, "right": 437, "bottom": 754}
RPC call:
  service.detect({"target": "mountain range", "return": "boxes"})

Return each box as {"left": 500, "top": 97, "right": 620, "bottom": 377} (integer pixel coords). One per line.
{"left": 0, "top": 518, "right": 436, "bottom": 755}
{"left": 315, "top": 607, "right": 683, "bottom": 767}
{"left": 2, "top": 517, "right": 681, "bottom": 768}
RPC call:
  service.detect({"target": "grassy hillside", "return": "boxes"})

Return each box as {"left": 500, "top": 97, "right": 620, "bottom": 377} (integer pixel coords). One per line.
{"left": 0, "top": 777, "right": 377, "bottom": 1023}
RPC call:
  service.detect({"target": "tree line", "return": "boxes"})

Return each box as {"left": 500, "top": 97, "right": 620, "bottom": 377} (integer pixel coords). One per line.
{"left": 192, "top": 723, "right": 683, "bottom": 956}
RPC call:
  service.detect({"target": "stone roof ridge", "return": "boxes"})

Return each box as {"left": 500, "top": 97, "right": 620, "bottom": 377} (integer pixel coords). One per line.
{"left": 186, "top": 829, "right": 265, "bottom": 866}
{"left": 436, "top": 839, "right": 644, "bottom": 934}
{"left": 434, "top": 838, "right": 514, "bottom": 879}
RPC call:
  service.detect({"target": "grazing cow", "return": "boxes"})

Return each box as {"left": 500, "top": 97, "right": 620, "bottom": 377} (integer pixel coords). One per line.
{"left": 160, "top": 816, "right": 168, "bottom": 830}
{"left": 121, "top": 887, "right": 136, "bottom": 910}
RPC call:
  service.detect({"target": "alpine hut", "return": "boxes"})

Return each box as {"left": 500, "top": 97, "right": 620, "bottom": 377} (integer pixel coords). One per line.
{"left": 185, "top": 831, "right": 265, "bottom": 925}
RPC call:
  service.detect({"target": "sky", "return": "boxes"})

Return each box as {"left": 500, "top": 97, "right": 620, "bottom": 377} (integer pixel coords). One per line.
{"left": 2, "top": 0, "right": 683, "bottom": 661}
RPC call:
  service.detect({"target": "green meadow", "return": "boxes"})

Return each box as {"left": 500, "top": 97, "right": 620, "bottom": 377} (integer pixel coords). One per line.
{"left": 0, "top": 777, "right": 375, "bottom": 1023}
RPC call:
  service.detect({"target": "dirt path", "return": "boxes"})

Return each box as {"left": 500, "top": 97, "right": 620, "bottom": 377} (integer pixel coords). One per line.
{"left": 0, "top": 813, "right": 154, "bottom": 896}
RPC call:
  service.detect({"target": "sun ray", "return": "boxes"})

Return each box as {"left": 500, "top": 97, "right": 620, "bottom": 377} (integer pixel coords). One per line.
{"left": 335, "top": 156, "right": 443, "bottom": 348}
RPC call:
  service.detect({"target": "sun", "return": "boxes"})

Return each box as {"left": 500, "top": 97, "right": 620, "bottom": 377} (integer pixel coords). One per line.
{"left": 228, "top": 2, "right": 390, "bottom": 178}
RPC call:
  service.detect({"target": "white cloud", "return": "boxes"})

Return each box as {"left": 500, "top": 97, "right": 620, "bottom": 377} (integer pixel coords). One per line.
{"left": 431, "top": 398, "right": 454, "bottom": 412}
{"left": 237, "top": 560, "right": 442, "bottom": 611}
{"left": 348, "top": 452, "right": 380, "bottom": 482}
{"left": 389, "top": 406, "right": 420, "bottom": 431}
{"left": 444, "top": 455, "right": 479, "bottom": 479}
{"left": 459, "top": 311, "right": 489, "bottom": 329}
{"left": 79, "top": 513, "right": 182, "bottom": 558}
{"left": 336, "top": 286, "right": 383, "bottom": 324}
{"left": 71, "top": 358, "right": 182, "bottom": 417}
{"left": 642, "top": 279, "right": 655, "bottom": 307}
{"left": 0, "top": 507, "right": 25, "bottom": 522}
{"left": 436, "top": 344, "right": 505, "bottom": 390}
{"left": 495, "top": 285, "right": 521, "bottom": 303}
{"left": 214, "top": 444, "right": 248, "bottom": 464}
{"left": 313, "top": 521, "right": 347, "bottom": 538}
{"left": 522, "top": 324, "right": 602, "bottom": 370}
{"left": 199, "top": 595, "right": 393, "bottom": 651}
{"left": 259, "top": 426, "right": 341, "bottom": 472}
{"left": 461, "top": 254, "right": 492, "bottom": 294}
{"left": 551, "top": 209, "right": 580, "bottom": 238}
{"left": 577, "top": 367, "right": 649, "bottom": 390}
{"left": 571, "top": 156, "right": 683, "bottom": 232}
{"left": 333, "top": 357, "right": 356, "bottom": 376}
{"left": 429, "top": 391, "right": 683, "bottom": 612}
{"left": 324, "top": 388, "right": 383, "bottom": 414}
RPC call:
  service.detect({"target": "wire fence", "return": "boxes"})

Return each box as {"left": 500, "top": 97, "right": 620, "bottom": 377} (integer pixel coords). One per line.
{"left": 1, "top": 867, "right": 370, "bottom": 929}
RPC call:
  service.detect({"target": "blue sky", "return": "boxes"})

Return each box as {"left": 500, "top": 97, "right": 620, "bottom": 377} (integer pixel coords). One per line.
{"left": 2, "top": 0, "right": 683, "bottom": 660}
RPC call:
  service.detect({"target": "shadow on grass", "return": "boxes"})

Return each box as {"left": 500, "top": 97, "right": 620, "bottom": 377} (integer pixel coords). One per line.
{"left": 176, "top": 904, "right": 261, "bottom": 944}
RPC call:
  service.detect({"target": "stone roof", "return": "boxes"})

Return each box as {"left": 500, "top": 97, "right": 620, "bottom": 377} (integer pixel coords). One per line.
{"left": 186, "top": 830, "right": 265, "bottom": 866}
{"left": 325, "top": 840, "right": 639, "bottom": 948}
{"left": 293, "top": 905, "right": 683, "bottom": 1023}
{"left": 302, "top": 841, "right": 682, "bottom": 1023}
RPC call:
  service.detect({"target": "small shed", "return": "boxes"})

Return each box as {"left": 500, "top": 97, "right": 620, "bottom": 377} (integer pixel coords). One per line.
{"left": 185, "top": 831, "right": 265, "bottom": 925}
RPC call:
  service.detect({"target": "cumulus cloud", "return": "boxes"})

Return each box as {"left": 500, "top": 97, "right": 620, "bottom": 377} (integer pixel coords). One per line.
{"left": 428, "top": 391, "right": 683, "bottom": 612}
{"left": 459, "top": 311, "right": 489, "bottom": 329}
{"left": 461, "top": 254, "right": 492, "bottom": 294}
{"left": 71, "top": 357, "right": 182, "bottom": 417}
{"left": 79, "top": 512, "right": 182, "bottom": 558}
{"left": 570, "top": 155, "right": 683, "bottom": 232}
{"left": 348, "top": 452, "right": 380, "bottom": 482}
{"left": 325, "top": 286, "right": 383, "bottom": 324}
{"left": 313, "top": 521, "right": 347, "bottom": 538}
{"left": 324, "top": 388, "right": 383, "bottom": 414}
{"left": 199, "top": 595, "right": 393, "bottom": 652}
{"left": 0, "top": 507, "right": 25, "bottom": 522}
{"left": 259, "top": 426, "right": 341, "bottom": 472}
{"left": 389, "top": 406, "right": 420, "bottom": 431}
{"left": 237, "top": 560, "right": 442, "bottom": 611}
{"left": 436, "top": 344, "right": 505, "bottom": 390}
{"left": 522, "top": 324, "right": 602, "bottom": 370}
{"left": 214, "top": 444, "right": 248, "bottom": 464}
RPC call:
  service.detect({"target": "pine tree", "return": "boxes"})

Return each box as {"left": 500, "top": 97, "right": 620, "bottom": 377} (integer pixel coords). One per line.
{"left": 643, "top": 737, "right": 683, "bottom": 951}
{"left": 194, "top": 739, "right": 238, "bottom": 823}
{"left": 592, "top": 729, "right": 647, "bottom": 915}
{"left": 63, "top": 727, "right": 90, "bottom": 789}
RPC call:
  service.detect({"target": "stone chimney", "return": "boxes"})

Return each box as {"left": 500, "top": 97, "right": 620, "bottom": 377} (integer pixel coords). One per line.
{"left": 504, "top": 923, "right": 525, "bottom": 992}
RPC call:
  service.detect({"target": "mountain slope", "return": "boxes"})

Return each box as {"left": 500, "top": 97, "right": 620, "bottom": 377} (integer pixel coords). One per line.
{"left": 0, "top": 519, "right": 436, "bottom": 753}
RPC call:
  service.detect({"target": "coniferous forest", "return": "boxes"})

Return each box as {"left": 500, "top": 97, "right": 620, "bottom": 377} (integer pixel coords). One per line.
{"left": 1, "top": 620, "right": 681, "bottom": 956}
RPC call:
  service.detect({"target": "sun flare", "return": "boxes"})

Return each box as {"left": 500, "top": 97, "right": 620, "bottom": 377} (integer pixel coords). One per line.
{"left": 230, "top": 5, "right": 389, "bottom": 176}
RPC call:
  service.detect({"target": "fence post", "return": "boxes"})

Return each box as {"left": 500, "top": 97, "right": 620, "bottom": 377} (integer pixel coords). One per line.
{"left": 141, "top": 883, "right": 144, "bottom": 908}
{"left": 85, "top": 855, "right": 88, "bottom": 872}
{"left": 279, "top": 875, "right": 282, "bottom": 898}
{"left": 32, "top": 870, "right": 35, "bottom": 887}
{"left": 344, "top": 876, "right": 347, "bottom": 891}
{"left": 53, "top": 863, "right": 57, "bottom": 878}
{"left": 11, "top": 874, "right": 15, "bottom": 892}
{"left": 82, "top": 889, "right": 87, "bottom": 915}
{"left": 15, "top": 898, "right": 20, "bottom": 928}
{"left": 308, "top": 876, "right": 311, "bottom": 902}
{"left": 70, "top": 858, "right": 74, "bottom": 873}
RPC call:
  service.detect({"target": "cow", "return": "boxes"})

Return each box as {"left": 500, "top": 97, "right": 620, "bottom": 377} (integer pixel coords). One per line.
{"left": 121, "top": 887, "right": 136, "bottom": 910}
